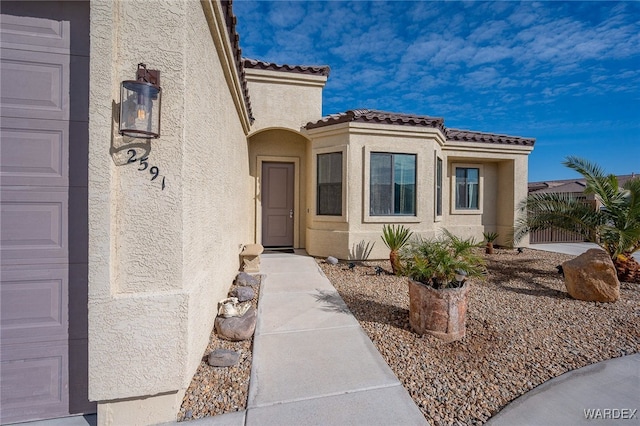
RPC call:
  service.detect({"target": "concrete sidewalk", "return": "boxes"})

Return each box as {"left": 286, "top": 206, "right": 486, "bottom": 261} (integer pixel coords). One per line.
{"left": 531, "top": 242, "right": 640, "bottom": 261}
{"left": 487, "top": 354, "right": 640, "bottom": 426}
{"left": 190, "top": 252, "right": 427, "bottom": 426}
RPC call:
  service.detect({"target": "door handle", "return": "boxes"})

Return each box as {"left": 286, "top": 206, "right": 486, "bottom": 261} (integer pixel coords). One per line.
{"left": 289, "top": 209, "right": 294, "bottom": 219}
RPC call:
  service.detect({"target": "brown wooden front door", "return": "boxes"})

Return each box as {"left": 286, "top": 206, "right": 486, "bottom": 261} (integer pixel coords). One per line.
{"left": 261, "top": 162, "right": 294, "bottom": 247}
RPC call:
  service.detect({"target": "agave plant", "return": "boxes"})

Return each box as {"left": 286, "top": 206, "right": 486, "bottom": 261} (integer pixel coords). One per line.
{"left": 381, "top": 224, "right": 413, "bottom": 275}
{"left": 515, "top": 156, "right": 640, "bottom": 282}
{"left": 401, "top": 229, "right": 485, "bottom": 289}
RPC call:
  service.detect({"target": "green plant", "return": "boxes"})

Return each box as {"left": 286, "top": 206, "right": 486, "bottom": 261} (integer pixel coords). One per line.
{"left": 381, "top": 224, "right": 413, "bottom": 275}
{"left": 483, "top": 232, "right": 499, "bottom": 243}
{"left": 483, "top": 231, "right": 499, "bottom": 254}
{"left": 514, "top": 156, "right": 640, "bottom": 282}
{"left": 401, "top": 229, "right": 486, "bottom": 288}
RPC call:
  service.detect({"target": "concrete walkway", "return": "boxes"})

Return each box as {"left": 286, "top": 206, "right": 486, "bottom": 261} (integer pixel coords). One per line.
{"left": 190, "top": 252, "right": 427, "bottom": 425}
{"left": 487, "top": 354, "right": 640, "bottom": 426}
{"left": 531, "top": 242, "right": 640, "bottom": 261}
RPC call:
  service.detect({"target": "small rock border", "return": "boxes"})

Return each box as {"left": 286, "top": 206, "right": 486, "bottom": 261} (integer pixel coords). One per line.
{"left": 177, "top": 277, "right": 261, "bottom": 421}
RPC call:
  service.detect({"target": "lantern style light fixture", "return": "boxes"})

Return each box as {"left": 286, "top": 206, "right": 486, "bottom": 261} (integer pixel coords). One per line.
{"left": 119, "top": 63, "right": 162, "bottom": 139}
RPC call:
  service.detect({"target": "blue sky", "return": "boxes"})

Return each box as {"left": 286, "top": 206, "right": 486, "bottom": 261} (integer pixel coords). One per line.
{"left": 234, "top": 1, "right": 640, "bottom": 182}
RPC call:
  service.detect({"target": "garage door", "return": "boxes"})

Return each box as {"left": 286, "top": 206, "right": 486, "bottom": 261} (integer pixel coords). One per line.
{"left": 0, "top": 2, "right": 92, "bottom": 423}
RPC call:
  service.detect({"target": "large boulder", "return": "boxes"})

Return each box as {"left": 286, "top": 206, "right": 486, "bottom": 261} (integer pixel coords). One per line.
{"left": 562, "top": 249, "right": 620, "bottom": 302}
{"left": 215, "top": 307, "right": 257, "bottom": 341}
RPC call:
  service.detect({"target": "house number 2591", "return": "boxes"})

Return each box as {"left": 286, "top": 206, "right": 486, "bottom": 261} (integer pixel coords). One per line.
{"left": 127, "top": 149, "right": 166, "bottom": 190}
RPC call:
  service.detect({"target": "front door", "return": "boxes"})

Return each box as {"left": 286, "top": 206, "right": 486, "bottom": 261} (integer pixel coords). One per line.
{"left": 261, "top": 162, "right": 294, "bottom": 247}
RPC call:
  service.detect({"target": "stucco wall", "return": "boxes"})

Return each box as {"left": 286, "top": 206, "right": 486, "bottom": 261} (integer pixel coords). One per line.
{"left": 88, "top": 0, "right": 251, "bottom": 421}
{"left": 248, "top": 129, "right": 309, "bottom": 248}
{"left": 245, "top": 68, "right": 326, "bottom": 133}
{"left": 304, "top": 123, "right": 533, "bottom": 259}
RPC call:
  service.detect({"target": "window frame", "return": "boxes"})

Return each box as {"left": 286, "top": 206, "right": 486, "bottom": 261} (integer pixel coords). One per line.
{"left": 316, "top": 151, "right": 343, "bottom": 216}
{"left": 435, "top": 155, "right": 443, "bottom": 220}
{"left": 451, "top": 163, "right": 484, "bottom": 215}
{"left": 368, "top": 151, "right": 417, "bottom": 217}
{"left": 312, "top": 146, "right": 348, "bottom": 222}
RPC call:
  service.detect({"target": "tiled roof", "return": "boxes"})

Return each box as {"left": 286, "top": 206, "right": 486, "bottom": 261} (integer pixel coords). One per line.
{"left": 221, "top": 0, "right": 254, "bottom": 122}
{"left": 243, "top": 58, "right": 331, "bottom": 77}
{"left": 304, "top": 110, "right": 536, "bottom": 147}
{"left": 305, "top": 109, "right": 445, "bottom": 131}
{"left": 445, "top": 129, "right": 535, "bottom": 147}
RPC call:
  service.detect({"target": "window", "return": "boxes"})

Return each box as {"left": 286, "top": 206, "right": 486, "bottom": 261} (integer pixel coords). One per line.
{"left": 455, "top": 167, "right": 479, "bottom": 209}
{"left": 436, "top": 157, "right": 443, "bottom": 216}
{"left": 370, "top": 153, "right": 416, "bottom": 215}
{"left": 317, "top": 152, "right": 342, "bottom": 215}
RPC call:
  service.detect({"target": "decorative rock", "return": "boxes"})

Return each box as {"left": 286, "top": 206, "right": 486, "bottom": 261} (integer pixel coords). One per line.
{"left": 241, "top": 244, "right": 263, "bottom": 273}
{"left": 207, "top": 349, "right": 240, "bottom": 367}
{"left": 215, "top": 307, "right": 257, "bottom": 341}
{"left": 326, "top": 256, "right": 338, "bottom": 265}
{"left": 408, "top": 279, "right": 470, "bottom": 342}
{"left": 235, "top": 272, "right": 259, "bottom": 287}
{"left": 562, "top": 249, "right": 620, "bottom": 302}
{"left": 230, "top": 286, "right": 255, "bottom": 302}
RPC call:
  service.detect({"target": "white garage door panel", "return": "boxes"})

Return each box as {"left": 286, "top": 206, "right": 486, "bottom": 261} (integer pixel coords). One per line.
{"left": 0, "top": 13, "right": 70, "bottom": 54}
{"left": 1, "top": 189, "right": 68, "bottom": 265}
{"left": 0, "top": 341, "right": 69, "bottom": 423}
{"left": 1, "top": 265, "right": 68, "bottom": 344}
{"left": 1, "top": 117, "right": 69, "bottom": 187}
{"left": 0, "top": 48, "right": 69, "bottom": 120}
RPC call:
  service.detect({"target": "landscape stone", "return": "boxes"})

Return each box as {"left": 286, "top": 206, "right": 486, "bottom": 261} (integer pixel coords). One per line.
{"left": 215, "top": 307, "right": 257, "bottom": 341}
{"left": 326, "top": 256, "right": 339, "bottom": 265}
{"left": 562, "top": 249, "right": 620, "bottom": 302}
{"left": 207, "top": 349, "right": 240, "bottom": 367}
{"left": 230, "top": 286, "right": 255, "bottom": 302}
{"left": 235, "top": 272, "right": 259, "bottom": 287}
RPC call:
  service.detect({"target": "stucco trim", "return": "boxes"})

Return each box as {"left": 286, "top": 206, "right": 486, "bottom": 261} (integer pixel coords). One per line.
{"left": 200, "top": 0, "right": 252, "bottom": 133}
{"left": 443, "top": 141, "right": 533, "bottom": 156}
{"left": 311, "top": 145, "right": 348, "bottom": 223}
{"left": 305, "top": 121, "right": 447, "bottom": 143}
{"left": 256, "top": 156, "right": 301, "bottom": 247}
{"left": 245, "top": 68, "right": 328, "bottom": 88}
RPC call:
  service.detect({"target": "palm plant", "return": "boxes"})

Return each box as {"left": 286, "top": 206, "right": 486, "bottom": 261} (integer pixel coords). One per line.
{"left": 401, "top": 229, "right": 485, "bottom": 289}
{"left": 514, "top": 156, "right": 640, "bottom": 282}
{"left": 381, "top": 224, "right": 413, "bottom": 275}
{"left": 483, "top": 231, "right": 499, "bottom": 254}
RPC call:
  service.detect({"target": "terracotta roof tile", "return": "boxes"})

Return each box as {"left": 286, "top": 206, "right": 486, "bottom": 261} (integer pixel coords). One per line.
{"left": 445, "top": 129, "right": 535, "bottom": 147}
{"left": 221, "top": 0, "right": 254, "bottom": 122}
{"left": 305, "top": 109, "right": 445, "bottom": 131}
{"left": 243, "top": 58, "right": 331, "bottom": 77}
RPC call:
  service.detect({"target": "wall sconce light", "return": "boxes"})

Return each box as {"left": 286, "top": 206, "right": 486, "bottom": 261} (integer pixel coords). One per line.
{"left": 119, "top": 63, "right": 162, "bottom": 139}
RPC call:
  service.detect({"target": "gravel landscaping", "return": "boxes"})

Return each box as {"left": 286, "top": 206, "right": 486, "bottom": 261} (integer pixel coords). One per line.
{"left": 179, "top": 248, "right": 639, "bottom": 424}
{"left": 319, "top": 248, "right": 640, "bottom": 425}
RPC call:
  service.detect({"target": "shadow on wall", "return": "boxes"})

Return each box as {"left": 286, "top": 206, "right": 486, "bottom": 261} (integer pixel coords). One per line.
{"left": 350, "top": 240, "right": 376, "bottom": 261}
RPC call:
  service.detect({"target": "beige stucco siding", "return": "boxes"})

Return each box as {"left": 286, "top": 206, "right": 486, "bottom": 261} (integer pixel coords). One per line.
{"left": 246, "top": 68, "right": 326, "bottom": 133}
{"left": 304, "top": 123, "right": 533, "bottom": 259}
{"left": 89, "top": 0, "right": 252, "bottom": 421}
{"left": 249, "top": 129, "right": 309, "bottom": 248}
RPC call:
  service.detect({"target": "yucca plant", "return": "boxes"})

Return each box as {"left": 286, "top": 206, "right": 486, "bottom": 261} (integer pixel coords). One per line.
{"left": 514, "top": 156, "right": 640, "bottom": 283}
{"left": 381, "top": 224, "right": 413, "bottom": 275}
